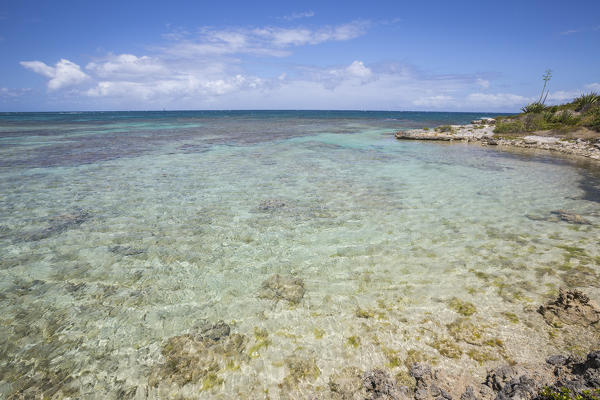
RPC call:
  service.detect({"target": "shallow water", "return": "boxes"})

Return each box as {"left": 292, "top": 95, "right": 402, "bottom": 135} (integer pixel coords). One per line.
{"left": 1, "top": 111, "right": 599, "bottom": 399}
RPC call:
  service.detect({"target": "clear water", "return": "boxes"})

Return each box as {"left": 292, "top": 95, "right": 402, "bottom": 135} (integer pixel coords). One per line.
{"left": 1, "top": 111, "right": 599, "bottom": 399}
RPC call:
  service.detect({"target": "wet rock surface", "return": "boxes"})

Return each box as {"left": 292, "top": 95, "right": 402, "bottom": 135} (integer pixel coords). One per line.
{"left": 363, "top": 369, "right": 406, "bottom": 400}
{"left": 258, "top": 274, "right": 306, "bottom": 304}
{"left": 402, "top": 349, "right": 600, "bottom": 400}
{"left": 538, "top": 288, "right": 600, "bottom": 328}
{"left": 328, "top": 367, "right": 408, "bottom": 400}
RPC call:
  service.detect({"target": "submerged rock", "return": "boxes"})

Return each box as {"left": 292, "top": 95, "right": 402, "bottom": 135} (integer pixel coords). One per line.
{"left": 257, "top": 199, "right": 287, "bottom": 212}
{"left": 109, "top": 245, "right": 145, "bottom": 256}
{"left": 20, "top": 210, "right": 91, "bottom": 241}
{"left": 538, "top": 288, "right": 600, "bottom": 327}
{"left": 148, "top": 321, "right": 247, "bottom": 390}
{"left": 258, "top": 274, "right": 305, "bottom": 304}
{"left": 329, "top": 367, "right": 367, "bottom": 399}
{"left": 550, "top": 210, "right": 591, "bottom": 225}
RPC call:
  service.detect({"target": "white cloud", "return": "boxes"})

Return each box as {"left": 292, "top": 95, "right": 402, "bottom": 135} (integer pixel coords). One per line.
{"left": 86, "top": 54, "right": 167, "bottom": 78}
{"left": 476, "top": 78, "right": 490, "bottom": 89}
{"left": 585, "top": 82, "right": 600, "bottom": 91}
{"left": 345, "top": 61, "right": 372, "bottom": 79}
{"left": 547, "top": 90, "right": 578, "bottom": 103}
{"left": 281, "top": 11, "right": 315, "bottom": 21}
{"left": 163, "top": 21, "right": 368, "bottom": 57}
{"left": 0, "top": 87, "right": 31, "bottom": 97}
{"left": 20, "top": 59, "right": 89, "bottom": 90}
{"left": 413, "top": 95, "right": 454, "bottom": 108}
{"left": 86, "top": 74, "right": 265, "bottom": 101}
{"left": 465, "top": 93, "right": 531, "bottom": 108}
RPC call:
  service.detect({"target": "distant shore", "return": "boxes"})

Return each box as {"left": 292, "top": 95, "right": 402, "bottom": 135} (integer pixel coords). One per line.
{"left": 395, "top": 118, "right": 600, "bottom": 162}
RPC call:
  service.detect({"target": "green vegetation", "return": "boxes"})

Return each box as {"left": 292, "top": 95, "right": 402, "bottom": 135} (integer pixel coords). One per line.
{"left": 494, "top": 119, "right": 525, "bottom": 134}
{"left": 540, "top": 386, "right": 600, "bottom": 400}
{"left": 436, "top": 125, "right": 454, "bottom": 133}
{"left": 447, "top": 297, "right": 477, "bottom": 316}
{"left": 522, "top": 102, "right": 547, "bottom": 114}
{"left": 574, "top": 92, "right": 600, "bottom": 112}
{"left": 346, "top": 335, "right": 361, "bottom": 348}
{"left": 431, "top": 337, "right": 462, "bottom": 358}
{"left": 493, "top": 73, "right": 600, "bottom": 136}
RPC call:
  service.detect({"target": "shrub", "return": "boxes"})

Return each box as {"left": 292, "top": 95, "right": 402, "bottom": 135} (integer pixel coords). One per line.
{"left": 521, "top": 102, "right": 546, "bottom": 113}
{"left": 436, "top": 125, "right": 453, "bottom": 132}
{"left": 584, "top": 107, "right": 600, "bottom": 132}
{"left": 524, "top": 113, "right": 549, "bottom": 131}
{"left": 542, "top": 111, "right": 555, "bottom": 123}
{"left": 553, "top": 110, "right": 579, "bottom": 125}
{"left": 574, "top": 92, "right": 600, "bottom": 112}
{"left": 494, "top": 120, "right": 525, "bottom": 134}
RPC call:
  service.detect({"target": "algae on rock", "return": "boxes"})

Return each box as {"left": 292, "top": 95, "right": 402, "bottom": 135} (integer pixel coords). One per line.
{"left": 258, "top": 274, "right": 306, "bottom": 304}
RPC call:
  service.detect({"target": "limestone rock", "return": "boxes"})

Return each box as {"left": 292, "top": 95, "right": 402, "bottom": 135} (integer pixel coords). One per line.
{"left": 362, "top": 369, "right": 405, "bottom": 400}
{"left": 258, "top": 274, "right": 305, "bottom": 304}
{"left": 538, "top": 288, "right": 600, "bottom": 327}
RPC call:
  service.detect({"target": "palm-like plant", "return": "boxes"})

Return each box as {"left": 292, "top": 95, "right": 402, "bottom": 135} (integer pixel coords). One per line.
{"left": 574, "top": 91, "right": 600, "bottom": 112}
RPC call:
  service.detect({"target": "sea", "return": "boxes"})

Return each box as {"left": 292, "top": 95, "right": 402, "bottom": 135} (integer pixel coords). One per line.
{"left": 0, "top": 110, "right": 599, "bottom": 399}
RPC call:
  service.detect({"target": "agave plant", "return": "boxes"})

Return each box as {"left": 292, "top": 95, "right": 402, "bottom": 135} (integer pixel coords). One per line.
{"left": 521, "top": 102, "right": 546, "bottom": 113}
{"left": 574, "top": 91, "right": 600, "bottom": 111}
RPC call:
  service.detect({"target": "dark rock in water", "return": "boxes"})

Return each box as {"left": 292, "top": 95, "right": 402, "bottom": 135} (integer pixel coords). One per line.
{"left": 65, "top": 281, "right": 86, "bottom": 293}
{"left": 21, "top": 210, "right": 91, "bottom": 241}
{"left": 494, "top": 375, "right": 538, "bottom": 400}
{"left": 196, "top": 320, "right": 231, "bottom": 341}
{"left": 258, "top": 199, "right": 287, "bottom": 211}
{"left": 258, "top": 274, "right": 305, "bottom": 304}
{"left": 546, "top": 355, "right": 568, "bottom": 366}
{"left": 538, "top": 288, "right": 600, "bottom": 327}
{"left": 109, "top": 245, "right": 145, "bottom": 256}
{"left": 550, "top": 210, "right": 591, "bottom": 225}
{"left": 485, "top": 138, "right": 499, "bottom": 145}
{"left": 362, "top": 369, "right": 404, "bottom": 400}
{"left": 9, "top": 279, "right": 46, "bottom": 297}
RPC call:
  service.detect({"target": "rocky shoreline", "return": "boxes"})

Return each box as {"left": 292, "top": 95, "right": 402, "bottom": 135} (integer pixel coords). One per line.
{"left": 395, "top": 120, "right": 600, "bottom": 161}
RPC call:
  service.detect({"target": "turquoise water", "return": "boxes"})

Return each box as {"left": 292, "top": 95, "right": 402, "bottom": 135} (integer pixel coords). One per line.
{"left": 0, "top": 111, "right": 599, "bottom": 399}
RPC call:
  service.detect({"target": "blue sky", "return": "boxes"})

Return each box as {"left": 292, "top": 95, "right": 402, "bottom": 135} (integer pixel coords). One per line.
{"left": 1, "top": 0, "right": 599, "bottom": 111}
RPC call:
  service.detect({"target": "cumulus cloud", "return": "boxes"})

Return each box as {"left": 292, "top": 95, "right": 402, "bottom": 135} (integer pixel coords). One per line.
{"left": 18, "top": 20, "right": 578, "bottom": 111}
{"left": 20, "top": 59, "right": 89, "bottom": 90}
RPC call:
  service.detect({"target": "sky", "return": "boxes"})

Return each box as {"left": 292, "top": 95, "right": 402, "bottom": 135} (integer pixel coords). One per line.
{"left": 0, "top": 0, "right": 599, "bottom": 112}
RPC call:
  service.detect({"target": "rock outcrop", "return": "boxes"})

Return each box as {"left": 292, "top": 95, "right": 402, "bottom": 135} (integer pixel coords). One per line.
{"left": 538, "top": 288, "right": 600, "bottom": 328}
